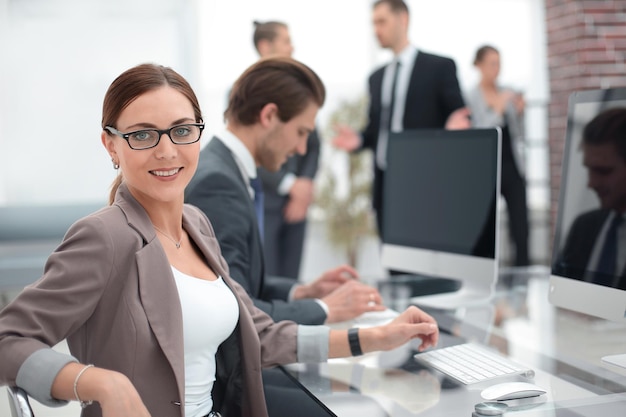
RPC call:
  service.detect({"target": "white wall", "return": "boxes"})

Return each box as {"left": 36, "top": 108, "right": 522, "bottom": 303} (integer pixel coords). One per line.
{"left": 0, "top": 0, "right": 198, "bottom": 205}
{"left": 195, "top": 0, "right": 376, "bottom": 147}
{"left": 0, "top": 0, "right": 548, "bottom": 206}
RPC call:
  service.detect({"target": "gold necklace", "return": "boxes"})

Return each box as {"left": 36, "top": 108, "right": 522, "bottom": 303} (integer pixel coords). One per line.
{"left": 153, "top": 225, "right": 182, "bottom": 249}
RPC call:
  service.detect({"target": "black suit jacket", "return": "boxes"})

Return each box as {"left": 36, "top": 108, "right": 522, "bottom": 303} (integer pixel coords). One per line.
{"left": 362, "top": 50, "right": 465, "bottom": 222}
{"left": 185, "top": 137, "right": 327, "bottom": 324}
{"left": 557, "top": 209, "right": 626, "bottom": 289}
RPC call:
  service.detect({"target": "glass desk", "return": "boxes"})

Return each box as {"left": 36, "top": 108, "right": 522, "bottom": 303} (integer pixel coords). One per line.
{"left": 280, "top": 268, "right": 626, "bottom": 416}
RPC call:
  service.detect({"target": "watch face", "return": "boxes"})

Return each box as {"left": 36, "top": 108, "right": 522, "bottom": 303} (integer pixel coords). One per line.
{"left": 475, "top": 401, "right": 508, "bottom": 416}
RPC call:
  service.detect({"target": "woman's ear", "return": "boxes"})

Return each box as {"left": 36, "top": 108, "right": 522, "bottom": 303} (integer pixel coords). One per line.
{"left": 102, "top": 130, "right": 117, "bottom": 161}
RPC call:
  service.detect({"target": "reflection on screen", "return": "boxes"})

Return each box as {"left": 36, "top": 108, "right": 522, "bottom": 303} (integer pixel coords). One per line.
{"left": 552, "top": 92, "right": 626, "bottom": 290}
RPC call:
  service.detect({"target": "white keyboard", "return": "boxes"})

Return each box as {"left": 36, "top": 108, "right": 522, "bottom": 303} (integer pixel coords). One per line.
{"left": 414, "top": 342, "right": 535, "bottom": 385}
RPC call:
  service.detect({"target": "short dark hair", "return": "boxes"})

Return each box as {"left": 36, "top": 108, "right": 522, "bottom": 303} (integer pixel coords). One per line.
{"left": 225, "top": 57, "right": 325, "bottom": 126}
{"left": 583, "top": 107, "right": 626, "bottom": 162}
{"left": 373, "top": 0, "right": 409, "bottom": 14}
{"left": 252, "top": 20, "right": 288, "bottom": 52}
{"left": 474, "top": 45, "right": 499, "bottom": 65}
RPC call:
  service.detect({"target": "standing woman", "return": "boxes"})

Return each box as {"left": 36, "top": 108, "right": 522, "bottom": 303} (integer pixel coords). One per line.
{"left": 0, "top": 63, "right": 439, "bottom": 417}
{"left": 467, "top": 45, "right": 530, "bottom": 267}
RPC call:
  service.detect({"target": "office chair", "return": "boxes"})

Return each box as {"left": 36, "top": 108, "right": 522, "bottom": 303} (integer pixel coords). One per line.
{"left": 7, "top": 386, "right": 34, "bottom": 417}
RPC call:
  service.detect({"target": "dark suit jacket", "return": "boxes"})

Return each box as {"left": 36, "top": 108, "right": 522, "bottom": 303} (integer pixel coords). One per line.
{"left": 0, "top": 183, "right": 299, "bottom": 417}
{"left": 185, "top": 137, "right": 327, "bottom": 324}
{"left": 362, "top": 50, "right": 465, "bottom": 215}
{"left": 557, "top": 209, "right": 626, "bottom": 289}
{"left": 258, "top": 128, "right": 320, "bottom": 212}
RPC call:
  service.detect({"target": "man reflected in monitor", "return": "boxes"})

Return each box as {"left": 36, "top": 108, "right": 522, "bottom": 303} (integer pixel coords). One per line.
{"left": 557, "top": 107, "right": 626, "bottom": 289}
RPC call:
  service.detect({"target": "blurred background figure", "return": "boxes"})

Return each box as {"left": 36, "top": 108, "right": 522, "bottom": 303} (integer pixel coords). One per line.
{"left": 466, "top": 44, "right": 530, "bottom": 267}
{"left": 332, "top": 0, "right": 469, "bottom": 251}
{"left": 253, "top": 20, "right": 321, "bottom": 281}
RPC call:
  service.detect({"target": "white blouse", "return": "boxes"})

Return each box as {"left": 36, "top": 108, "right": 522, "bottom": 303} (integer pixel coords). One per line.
{"left": 172, "top": 266, "right": 239, "bottom": 417}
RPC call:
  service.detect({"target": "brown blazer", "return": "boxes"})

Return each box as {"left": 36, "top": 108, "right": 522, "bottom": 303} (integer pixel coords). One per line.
{"left": 0, "top": 183, "right": 298, "bottom": 417}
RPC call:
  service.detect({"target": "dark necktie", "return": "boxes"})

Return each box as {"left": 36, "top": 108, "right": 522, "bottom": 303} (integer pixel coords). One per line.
{"left": 376, "top": 60, "right": 401, "bottom": 170}
{"left": 595, "top": 214, "right": 622, "bottom": 286}
{"left": 249, "top": 176, "right": 265, "bottom": 240}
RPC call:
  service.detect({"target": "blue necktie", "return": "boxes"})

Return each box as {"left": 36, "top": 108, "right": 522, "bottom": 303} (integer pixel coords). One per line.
{"left": 249, "top": 176, "right": 265, "bottom": 240}
{"left": 595, "top": 214, "right": 622, "bottom": 286}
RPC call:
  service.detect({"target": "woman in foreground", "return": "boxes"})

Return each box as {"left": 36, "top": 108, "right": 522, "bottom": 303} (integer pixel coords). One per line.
{"left": 0, "top": 61, "right": 438, "bottom": 417}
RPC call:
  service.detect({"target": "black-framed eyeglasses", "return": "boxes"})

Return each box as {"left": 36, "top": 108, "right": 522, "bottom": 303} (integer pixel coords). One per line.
{"left": 104, "top": 123, "right": 205, "bottom": 150}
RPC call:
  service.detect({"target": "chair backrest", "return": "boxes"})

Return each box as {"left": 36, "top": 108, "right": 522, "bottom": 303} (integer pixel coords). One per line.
{"left": 7, "top": 386, "right": 34, "bottom": 417}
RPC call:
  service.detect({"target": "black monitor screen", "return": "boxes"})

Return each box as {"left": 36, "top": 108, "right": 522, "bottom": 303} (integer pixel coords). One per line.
{"left": 383, "top": 128, "right": 500, "bottom": 259}
{"left": 551, "top": 87, "right": 626, "bottom": 289}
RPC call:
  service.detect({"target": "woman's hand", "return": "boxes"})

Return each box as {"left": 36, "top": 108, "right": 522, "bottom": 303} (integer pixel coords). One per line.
{"left": 52, "top": 364, "right": 151, "bottom": 417}
{"left": 512, "top": 92, "right": 525, "bottom": 114}
{"left": 362, "top": 306, "right": 439, "bottom": 353}
{"left": 97, "top": 370, "right": 151, "bottom": 417}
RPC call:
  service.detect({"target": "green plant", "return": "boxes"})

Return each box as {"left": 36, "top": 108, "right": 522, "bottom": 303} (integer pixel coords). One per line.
{"left": 315, "top": 95, "right": 376, "bottom": 266}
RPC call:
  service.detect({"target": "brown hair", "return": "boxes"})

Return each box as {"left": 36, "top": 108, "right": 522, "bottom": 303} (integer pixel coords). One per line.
{"left": 373, "top": 0, "right": 409, "bottom": 14}
{"left": 252, "top": 20, "right": 288, "bottom": 52}
{"left": 583, "top": 107, "right": 626, "bottom": 162}
{"left": 102, "top": 63, "right": 203, "bottom": 205}
{"left": 224, "top": 56, "right": 325, "bottom": 126}
{"left": 474, "top": 45, "right": 499, "bottom": 65}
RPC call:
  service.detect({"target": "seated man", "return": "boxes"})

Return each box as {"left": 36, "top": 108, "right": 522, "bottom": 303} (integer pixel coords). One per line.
{"left": 186, "top": 57, "right": 385, "bottom": 326}
{"left": 253, "top": 19, "right": 321, "bottom": 281}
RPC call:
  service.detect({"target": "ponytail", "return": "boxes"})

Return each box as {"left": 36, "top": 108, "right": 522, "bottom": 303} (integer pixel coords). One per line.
{"left": 108, "top": 173, "right": 124, "bottom": 205}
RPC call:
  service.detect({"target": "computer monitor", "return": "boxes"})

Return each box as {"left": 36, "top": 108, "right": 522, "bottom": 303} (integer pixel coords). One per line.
{"left": 380, "top": 128, "right": 501, "bottom": 309}
{"left": 549, "top": 86, "right": 626, "bottom": 369}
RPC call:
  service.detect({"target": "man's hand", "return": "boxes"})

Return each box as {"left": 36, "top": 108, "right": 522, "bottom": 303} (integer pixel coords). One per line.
{"left": 284, "top": 178, "right": 314, "bottom": 223}
{"left": 323, "top": 280, "right": 386, "bottom": 324}
{"left": 332, "top": 124, "right": 361, "bottom": 151}
{"left": 284, "top": 198, "right": 308, "bottom": 223}
{"left": 293, "top": 264, "right": 359, "bottom": 300}
{"left": 289, "top": 178, "right": 314, "bottom": 205}
{"left": 445, "top": 107, "right": 471, "bottom": 130}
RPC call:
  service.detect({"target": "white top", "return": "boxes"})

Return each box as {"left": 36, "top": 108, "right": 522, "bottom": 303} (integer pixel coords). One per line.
{"left": 172, "top": 266, "right": 239, "bottom": 417}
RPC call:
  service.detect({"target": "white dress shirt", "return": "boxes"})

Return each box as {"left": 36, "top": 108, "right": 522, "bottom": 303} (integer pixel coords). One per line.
{"left": 586, "top": 211, "right": 626, "bottom": 286}
{"left": 376, "top": 45, "right": 419, "bottom": 169}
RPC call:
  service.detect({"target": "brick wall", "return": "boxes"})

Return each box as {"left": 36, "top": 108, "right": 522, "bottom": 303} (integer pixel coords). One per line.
{"left": 545, "top": 0, "right": 626, "bottom": 231}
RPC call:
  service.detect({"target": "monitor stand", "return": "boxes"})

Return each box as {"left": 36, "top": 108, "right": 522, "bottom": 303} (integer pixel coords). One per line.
{"left": 602, "top": 354, "right": 626, "bottom": 369}
{"left": 379, "top": 274, "right": 461, "bottom": 297}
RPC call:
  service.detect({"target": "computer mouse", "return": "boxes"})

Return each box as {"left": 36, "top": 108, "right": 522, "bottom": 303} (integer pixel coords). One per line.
{"left": 480, "top": 381, "right": 547, "bottom": 401}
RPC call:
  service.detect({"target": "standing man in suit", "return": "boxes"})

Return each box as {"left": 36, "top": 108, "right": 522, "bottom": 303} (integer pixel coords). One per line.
{"left": 556, "top": 107, "right": 626, "bottom": 289}
{"left": 186, "top": 57, "right": 385, "bottom": 326}
{"left": 333, "top": 0, "right": 470, "bottom": 241}
{"left": 253, "top": 20, "right": 321, "bottom": 280}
